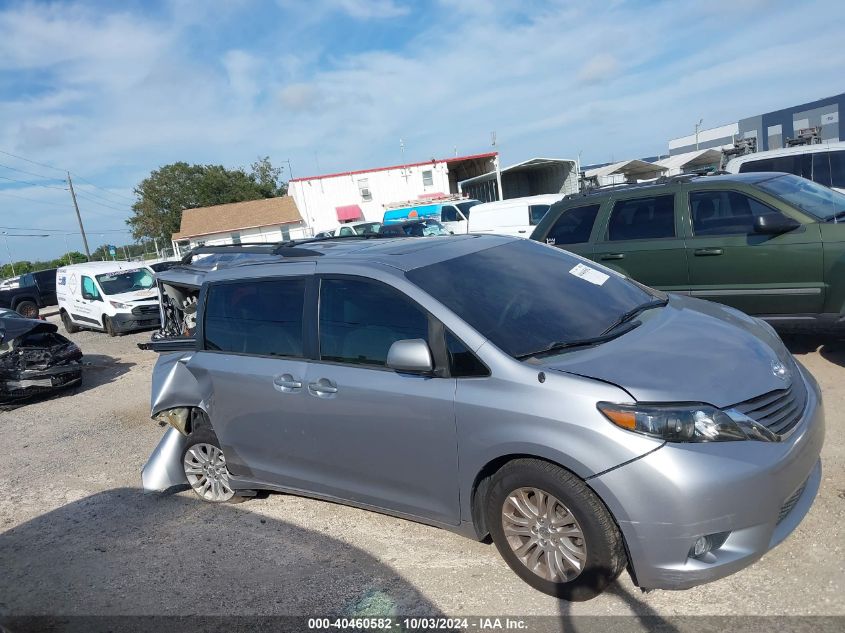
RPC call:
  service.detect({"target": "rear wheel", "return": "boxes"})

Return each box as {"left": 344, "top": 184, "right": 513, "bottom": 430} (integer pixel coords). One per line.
{"left": 103, "top": 316, "right": 117, "bottom": 337}
{"left": 181, "top": 428, "right": 241, "bottom": 503}
{"left": 486, "top": 458, "right": 626, "bottom": 601}
{"left": 15, "top": 300, "right": 38, "bottom": 319}
{"left": 61, "top": 310, "right": 79, "bottom": 333}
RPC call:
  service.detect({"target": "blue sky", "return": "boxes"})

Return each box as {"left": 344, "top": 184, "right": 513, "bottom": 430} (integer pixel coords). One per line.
{"left": 1, "top": 0, "right": 844, "bottom": 261}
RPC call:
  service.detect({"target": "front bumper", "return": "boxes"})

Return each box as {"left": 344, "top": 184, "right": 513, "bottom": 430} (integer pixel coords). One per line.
{"left": 0, "top": 364, "right": 82, "bottom": 401}
{"left": 110, "top": 312, "right": 160, "bottom": 333}
{"left": 588, "top": 363, "right": 825, "bottom": 590}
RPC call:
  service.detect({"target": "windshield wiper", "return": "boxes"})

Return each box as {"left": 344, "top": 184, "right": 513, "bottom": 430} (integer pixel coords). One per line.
{"left": 515, "top": 321, "right": 641, "bottom": 360}
{"left": 600, "top": 298, "right": 668, "bottom": 336}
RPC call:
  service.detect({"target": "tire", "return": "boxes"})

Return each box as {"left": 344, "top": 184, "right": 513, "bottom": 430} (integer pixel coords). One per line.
{"left": 181, "top": 428, "right": 243, "bottom": 503}
{"left": 103, "top": 316, "right": 117, "bottom": 337}
{"left": 15, "top": 300, "right": 39, "bottom": 319}
{"left": 485, "top": 458, "right": 626, "bottom": 601}
{"left": 61, "top": 310, "right": 80, "bottom": 334}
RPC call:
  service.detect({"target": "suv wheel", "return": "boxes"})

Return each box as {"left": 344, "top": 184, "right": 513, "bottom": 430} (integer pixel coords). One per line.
{"left": 486, "top": 458, "right": 626, "bottom": 600}
{"left": 181, "top": 429, "right": 241, "bottom": 503}
{"left": 61, "top": 311, "right": 80, "bottom": 334}
{"left": 16, "top": 301, "right": 38, "bottom": 319}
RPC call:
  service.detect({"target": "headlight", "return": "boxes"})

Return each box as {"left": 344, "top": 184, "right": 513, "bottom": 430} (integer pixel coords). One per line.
{"left": 597, "top": 402, "right": 779, "bottom": 442}
{"left": 109, "top": 301, "right": 130, "bottom": 309}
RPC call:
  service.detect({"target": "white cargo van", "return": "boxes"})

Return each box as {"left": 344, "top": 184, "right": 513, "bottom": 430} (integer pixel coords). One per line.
{"left": 725, "top": 142, "right": 845, "bottom": 194}
{"left": 56, "top": 261, "right": 161, "bottom": 336}
{"left": 467, "top": 194, "right": 564, "bottom": 237}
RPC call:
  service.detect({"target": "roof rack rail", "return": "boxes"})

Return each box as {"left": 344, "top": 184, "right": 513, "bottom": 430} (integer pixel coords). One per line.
{"left": 563, "top": 169, "right": 728, "bottom": 200}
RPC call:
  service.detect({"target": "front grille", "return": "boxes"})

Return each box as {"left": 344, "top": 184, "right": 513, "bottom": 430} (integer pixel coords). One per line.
{"left": 777, "top": 478, "right": 808, "bottom": 524}
{"left": 730, "top": 378, "right": 807, "bottom": 436}
{"left": 132, "top": 304, "right": 159, "bottom": 316}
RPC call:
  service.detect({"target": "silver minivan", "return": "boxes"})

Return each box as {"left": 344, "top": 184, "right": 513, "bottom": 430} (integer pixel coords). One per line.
{"left": 142, "top": 235, "right": 823, "bottom": 600}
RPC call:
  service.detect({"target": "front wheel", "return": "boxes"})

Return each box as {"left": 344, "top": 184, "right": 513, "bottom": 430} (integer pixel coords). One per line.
{"left": 181, "top": 429, "right": 241, "bottom": 503}
{"left": 61, "top": 311, "right": 79, "bottom": 334}
{"left": 16, "top": 300, "right": 39, "bottom": 319}
{"left": 486, "top": 458, "right": 627, "bottom": 601}
{"left": 103, "top": 316, "right": 117, "bottom": 337}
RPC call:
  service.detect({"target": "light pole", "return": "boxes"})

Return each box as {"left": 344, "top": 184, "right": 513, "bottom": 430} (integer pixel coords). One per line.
{"left": 695, "top": 118, "right": 704, "bottom": 150}
{"left": 1, "top": 232, "right": 14, "bottom": 276}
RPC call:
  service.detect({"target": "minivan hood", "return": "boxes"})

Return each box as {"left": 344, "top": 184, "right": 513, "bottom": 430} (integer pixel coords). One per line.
{"left": 542, "top": 295, "right": 794, "bottom": 409}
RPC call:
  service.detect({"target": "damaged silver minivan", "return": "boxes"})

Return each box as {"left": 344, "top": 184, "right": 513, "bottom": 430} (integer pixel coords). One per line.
{"left": 141, "top": 236, "right": 823, "bottom": 600}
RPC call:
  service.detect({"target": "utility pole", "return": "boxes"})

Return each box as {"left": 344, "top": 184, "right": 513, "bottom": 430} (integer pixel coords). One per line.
{"left": 67, "top": 172, "right": 91, "bottom": 260}
{"left": 1, "top": 232, "right": 15, "bottom": 276}
{"left": 491, "top": 132, "right": 503, "bottom": 201}
{"left": 695, "top": 118, "right": 704, "bottom": 150}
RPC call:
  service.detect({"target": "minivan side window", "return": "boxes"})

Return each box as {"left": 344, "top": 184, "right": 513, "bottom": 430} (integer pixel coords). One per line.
{"left": 204, "top": 278, "right": 305, "bottom": 357}
{"left": 446, "top": 331, "right": 489, "bottom": 377}
{"left": 319, "top": 278, "right": 428, "bottom": 367}
{"left": 528, "top": 204, "right": 550, "bottom": 226}
{"left": 689, "top": 190, "right": 781, "bottom": 236}
{"left": 739, "top": 155, "right": 812, "bottom": 180}
{"left": 544, "top": 204, "right": 600, "bottom": 245}
{"left": 811, "top": 151, "right": 845, "bottom": 189}
{"left": 607, "top": 195, "right": 675, "bottom": 241}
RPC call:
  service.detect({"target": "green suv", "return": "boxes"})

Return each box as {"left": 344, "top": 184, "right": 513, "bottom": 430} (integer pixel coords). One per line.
{"left": 531, "top": 172, "right": 845, "bottom": 330}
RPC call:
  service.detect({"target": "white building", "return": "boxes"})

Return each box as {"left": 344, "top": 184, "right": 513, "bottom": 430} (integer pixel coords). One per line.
{"left": 458, "top": 158, "right": 580, "bottom": 202}
{"left": 287, "top": 152, "right": 498, "bottom": 234}
{"left": 171, "top": 196, "right": 306, "bottom": 257}
{"left": 653, "top": 148, "right": 722, "bottom": 176}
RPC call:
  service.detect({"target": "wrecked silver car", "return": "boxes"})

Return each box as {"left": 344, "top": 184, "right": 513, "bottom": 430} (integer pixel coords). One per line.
{"left": 0, "top": 313, "right": 83, "bottom": 402}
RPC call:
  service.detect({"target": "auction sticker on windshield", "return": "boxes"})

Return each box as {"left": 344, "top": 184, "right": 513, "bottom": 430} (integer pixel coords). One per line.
{"left": 569, "top": 263, "right": 609, "bottom": 286}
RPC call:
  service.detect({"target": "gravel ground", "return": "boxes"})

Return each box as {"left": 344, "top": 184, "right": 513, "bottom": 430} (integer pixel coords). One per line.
{"left": 0, "top": 316, "right": 843, "bottom": 622}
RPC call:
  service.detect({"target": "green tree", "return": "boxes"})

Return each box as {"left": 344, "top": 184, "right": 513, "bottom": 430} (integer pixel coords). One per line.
{"left": 127, "top": 158, "right": 288, "bottom": 241}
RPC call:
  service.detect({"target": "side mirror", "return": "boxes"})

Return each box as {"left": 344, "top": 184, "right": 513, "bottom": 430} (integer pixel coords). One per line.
{"left": 386, "top": 339, "right": 434, "bottom": 374}
{"left": 754, "top": 214, "right": 800, "bottom": 235}
{"left": 81, "top": 289, "right": 99, "bottom": 301}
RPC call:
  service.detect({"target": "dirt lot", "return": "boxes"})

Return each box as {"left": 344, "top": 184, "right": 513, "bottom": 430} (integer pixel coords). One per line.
{"left": 0, "top": 316, "right": 843, "bottom": 622}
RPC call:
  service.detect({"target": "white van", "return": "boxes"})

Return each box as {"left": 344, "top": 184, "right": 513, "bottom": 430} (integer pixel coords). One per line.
{"left": 56, "top": 261, "right": 161, "bottom": 336}
{"left": 725, "top": 142, "right": 845, "bottom": 194}
{"left": 467, "top": 194, "right": 564, "bottom": 237}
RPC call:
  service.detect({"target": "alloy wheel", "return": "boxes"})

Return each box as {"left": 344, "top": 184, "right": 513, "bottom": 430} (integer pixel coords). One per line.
{"left": 501, "top": 487, "right": 587, "bottom": 582}
{"left": 183, "top": 442, "right": 235, "bottom": 502}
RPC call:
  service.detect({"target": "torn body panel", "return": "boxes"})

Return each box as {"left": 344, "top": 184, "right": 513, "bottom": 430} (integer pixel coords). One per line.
{"left": 141, "top": 426, "right": 189, "bottom": 492}
{"left": 0, "top": 320, "right": 82, "bottom": 402}
{"left": 149, "top": 352, "right": 213, "bottom": 419}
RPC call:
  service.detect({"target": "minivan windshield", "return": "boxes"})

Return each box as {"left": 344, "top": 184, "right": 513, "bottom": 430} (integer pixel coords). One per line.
{"left": 95, "top": 268, "right": 155, "bottom": 295}
{"left": 406, "top": 240, "right": 661, "bottom": 358}
{"left": 756, "top": 173, "right": 845, "bottom": 220}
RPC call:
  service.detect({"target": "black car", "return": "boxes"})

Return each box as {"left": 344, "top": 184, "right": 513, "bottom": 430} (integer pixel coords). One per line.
{"left": 0, "top": 274, "right": 47, "bottom": 318}
{"left": 0, "top": 314, "right": 82, "bottom": 402}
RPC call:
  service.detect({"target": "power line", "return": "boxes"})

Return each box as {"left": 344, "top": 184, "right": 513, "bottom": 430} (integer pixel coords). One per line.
{"left": 73, "top": 190, "right": 129, "bottom": 212}
{"left": 0, "top": 148, "right": 66, "bottom": 174}
{"left": 0, "top": 190, "right": 72, "bottom": 207}
{"left": 0, "top": 161, "right": 66, "bottom": 183}
{"left": 0, "top": 173, "right": 68, "bottom": 191}
{"left": 71, "top": 174, "right": 135, "bottom": 203}
{"left": 74, "top": 186, "right": 133, "bottom": 208}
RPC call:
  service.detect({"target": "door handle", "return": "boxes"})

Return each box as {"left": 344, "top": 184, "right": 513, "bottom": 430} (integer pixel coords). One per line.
{"left": 273, "top": 373, "right": 303, "bottom": 392}
{"left": 693, "top": 248, "right": 723, "bottom": 256}
{"left": 600, "top": 253, "right": 625, "bottom": 261}
{"left": 308, "top": 379, "right": 338, "bottom": 396}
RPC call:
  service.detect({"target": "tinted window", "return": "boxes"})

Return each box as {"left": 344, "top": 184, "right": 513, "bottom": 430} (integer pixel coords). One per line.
{"left": 607, "top": 195, "right": 675, "bottom": 240}
{"left": 319, "top": 278, "right": 428, "bottom": 367}
{"left": 441, "top": 205, "right": 461, "bottom": 222}
{"left": 457, "top": 200, "right": 480, "bottom": 217}
{"left": 544, "top": 204, "right": 600, "bottom": 245}
{"left": 528, "top": 204, "right": 550, "bottom": 226}
{"left": 690, "top": 190, "right": 779, "bottom": 236}
{"left": 446, "top": 331, "right": 489, "bottom": 377}
{"left": 406, "top": 240, "right": 656, "bottom": 359}
{"left": 204, "top": 278, "right": 305, "bottom": 357}
{"left": 739, "top": 155, "right": 812, "bottom": 179}
{"left": 755, "top": 174, "right": 845, "bottom": 220}
{"left": 811, "top": 150, "right": 845, "bottom": 189}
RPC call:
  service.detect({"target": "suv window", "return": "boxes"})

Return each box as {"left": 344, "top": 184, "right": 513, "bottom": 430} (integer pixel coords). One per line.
{"left": 528, "top": 204, "right": 550, "bottom": 226}
{"left": 690, "top": 190, "right": 780, "bottom": 236}
{"left": 544, "top": 204, "right": 600, "bottom": 245}
{"left": 607, "top": 195, "right": 675, "bottom": 241}
{"left": 811, "top": 151, "right": 845, "bottom": 189}
{"left": 204, "top": 278, "right": 305, "bottom": 357}
{"left": 319, "top": 278, "right": 429, "bottom": 367}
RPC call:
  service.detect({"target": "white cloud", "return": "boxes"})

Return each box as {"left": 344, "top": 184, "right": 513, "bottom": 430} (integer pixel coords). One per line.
{"left": 578, "top": 54, "right": 620, "bottom": 85}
